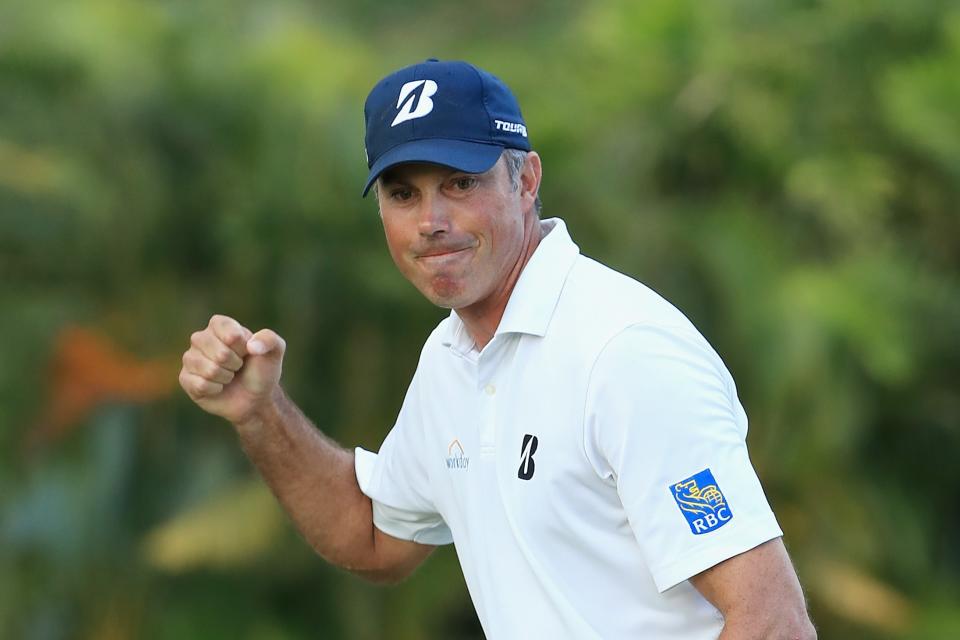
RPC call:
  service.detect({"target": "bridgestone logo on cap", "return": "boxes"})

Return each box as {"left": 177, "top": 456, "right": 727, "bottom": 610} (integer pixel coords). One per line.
{"left": 392, "top": 80, "right": 438, "bottom": 127}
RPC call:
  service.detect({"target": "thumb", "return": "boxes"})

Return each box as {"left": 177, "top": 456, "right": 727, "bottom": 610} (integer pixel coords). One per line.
{"left": 246, "top": 329, "right": 286, "bottom": 358}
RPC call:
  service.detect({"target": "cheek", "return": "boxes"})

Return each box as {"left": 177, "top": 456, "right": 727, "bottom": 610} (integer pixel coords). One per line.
{"left": 381, "top": 218, "right": 410, "bottom": 265}
{"left": 487, "top": 206, "right": 524, "bottom": 258}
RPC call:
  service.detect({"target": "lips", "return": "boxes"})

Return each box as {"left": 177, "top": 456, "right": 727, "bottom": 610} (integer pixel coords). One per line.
{"left": 413, "top": 245, "right": 476, "bottom": 272}
{"left": 415, "top": 244, "right": 475, "bottom": 259}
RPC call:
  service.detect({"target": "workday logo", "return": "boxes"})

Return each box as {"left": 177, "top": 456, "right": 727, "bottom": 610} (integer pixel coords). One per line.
{"left": 391, "top": 79, "right": 438, "bottom": 127}
{"left": 669, "top": 468, "right": 732, "bottom": 535}
{"left": 445, "top": 438, "right": 469, "bottom": 470}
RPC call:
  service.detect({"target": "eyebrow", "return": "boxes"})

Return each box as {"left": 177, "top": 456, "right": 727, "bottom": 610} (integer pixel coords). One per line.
{"left": 378, "top": 171, "right": 408, "bottom": 187}
{"left": 379, "top": 165, "right": 462, "bottom": 187}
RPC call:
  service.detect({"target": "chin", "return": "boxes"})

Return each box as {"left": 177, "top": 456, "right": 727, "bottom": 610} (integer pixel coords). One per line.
{"left": 422, "top": 282, "right": 474, "bottom": 310}
{"left": 425, "top": 291, "right": 470, "bottom": 310}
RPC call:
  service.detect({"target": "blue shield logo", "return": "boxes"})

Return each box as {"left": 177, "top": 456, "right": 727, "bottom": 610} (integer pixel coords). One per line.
{"left": 669, "top": 468, "right": 733, "bottom": 535}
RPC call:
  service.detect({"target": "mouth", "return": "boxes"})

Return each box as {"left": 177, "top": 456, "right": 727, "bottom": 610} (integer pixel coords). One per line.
{"left": 416, "top": 242, "right": 476, "bottom": 258}
{"left": 415, "top": 245, "right": 475, "bottom": 267}
{"left": 418, "top": 247, "right": 470, "bottom": 258}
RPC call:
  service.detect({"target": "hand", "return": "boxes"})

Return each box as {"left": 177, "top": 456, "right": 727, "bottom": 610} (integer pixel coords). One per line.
{"left": 178, "top": 314, "right": 286, "bottom": 426}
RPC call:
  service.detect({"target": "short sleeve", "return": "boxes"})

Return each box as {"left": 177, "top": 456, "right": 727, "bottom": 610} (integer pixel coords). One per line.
{"left": 583, "top": 324, "right": 782, "bottom": 592}
{"left": 354, "top": 371, "right": 453, "bottom": 546}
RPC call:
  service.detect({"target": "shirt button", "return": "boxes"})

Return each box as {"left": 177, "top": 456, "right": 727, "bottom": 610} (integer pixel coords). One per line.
{"left": 484, "top": 384, "right": 496, "bottom": 396}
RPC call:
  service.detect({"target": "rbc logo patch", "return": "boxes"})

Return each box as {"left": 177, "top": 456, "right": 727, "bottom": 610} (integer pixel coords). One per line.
{"left": 669, "top": 468, "right": 733, "bottom": 535}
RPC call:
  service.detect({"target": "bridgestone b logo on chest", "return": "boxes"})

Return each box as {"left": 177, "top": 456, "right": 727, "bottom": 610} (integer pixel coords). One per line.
{"left": 517, "top": 434, "right": 538, "bottom": 480}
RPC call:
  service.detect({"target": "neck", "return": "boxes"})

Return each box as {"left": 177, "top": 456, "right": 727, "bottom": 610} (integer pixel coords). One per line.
{"left": 456, "top": 215, "right": 545, "bottom": 351}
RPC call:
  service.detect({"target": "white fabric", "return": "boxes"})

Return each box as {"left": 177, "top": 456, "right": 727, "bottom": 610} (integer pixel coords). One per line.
{"left": 354, "top": 218, "right": 783, "bottom": 639}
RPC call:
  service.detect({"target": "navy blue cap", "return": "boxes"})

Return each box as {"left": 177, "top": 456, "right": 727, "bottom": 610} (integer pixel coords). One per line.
{"left": 362, "top": 59, "right": 531, "bottom": 196}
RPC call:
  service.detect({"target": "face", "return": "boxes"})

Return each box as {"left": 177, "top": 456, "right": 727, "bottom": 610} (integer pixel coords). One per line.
{"left": 377, "top": 155, "right": 532, "bottom": 312}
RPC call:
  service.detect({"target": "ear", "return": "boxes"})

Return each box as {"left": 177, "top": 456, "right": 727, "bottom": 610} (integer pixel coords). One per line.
{"left": 519, "top": 151, "right": 542, "bottom": 216}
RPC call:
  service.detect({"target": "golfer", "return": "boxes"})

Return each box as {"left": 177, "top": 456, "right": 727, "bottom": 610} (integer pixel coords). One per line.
{"left": 179, "top": 59, "right": 816, "bottom": 639}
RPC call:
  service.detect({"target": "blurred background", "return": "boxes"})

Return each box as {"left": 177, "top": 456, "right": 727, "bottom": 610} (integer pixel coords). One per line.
{"left": 2, "top": 0, "right": 959, "bottom": 638}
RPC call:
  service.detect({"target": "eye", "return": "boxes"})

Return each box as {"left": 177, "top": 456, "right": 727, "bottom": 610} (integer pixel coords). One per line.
{"left": 447, "top": 175, "right": 480, "bottom": 194}
{"left": 389, "top": 187, "right": 413, "bottom": 201}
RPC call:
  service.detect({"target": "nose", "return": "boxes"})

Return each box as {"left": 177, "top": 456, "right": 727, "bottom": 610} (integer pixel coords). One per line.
{"left": 416, "top": 192, "right": 452, "bottom": 237}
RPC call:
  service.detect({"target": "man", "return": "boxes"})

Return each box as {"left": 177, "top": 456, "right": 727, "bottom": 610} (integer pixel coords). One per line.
{"left": 179, "top": 59, "right": 816, "bottom": 639}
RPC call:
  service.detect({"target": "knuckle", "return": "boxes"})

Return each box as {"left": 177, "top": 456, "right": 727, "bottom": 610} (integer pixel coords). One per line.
{"left": 204, "top": 361, "right": 221, "bottom": 378}
{"left": 211, "top": 314, "right": 240, "bottom": 334}
{"left": 183, "top": 350, "right": 202, "bottom": 371}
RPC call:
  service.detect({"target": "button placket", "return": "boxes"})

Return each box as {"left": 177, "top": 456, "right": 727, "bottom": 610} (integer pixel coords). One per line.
{"left": 478, "top": 376, "right": 497, "bottom": 456}
{"left": 477, "top": 342, "right": 501, "bottom": 457}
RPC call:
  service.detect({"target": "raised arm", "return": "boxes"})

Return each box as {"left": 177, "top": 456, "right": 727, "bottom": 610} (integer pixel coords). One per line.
{"left": 178, "top": 314, "right": 434, "bottom": 583}
{"left": 689, "top": 538, "right": 817, "bottom": 640}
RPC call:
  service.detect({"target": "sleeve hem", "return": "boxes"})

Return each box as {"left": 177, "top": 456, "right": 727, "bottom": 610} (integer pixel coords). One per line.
{"left": 651, "top": 519, "right": 784, "bottom": 593}
{"left": 356, "top": 448, "right": 453, "bottom": 546}
{"left": 372, "top": 501, "right": 454, "bottom": 546}
{"left": 354, "top": 446, "right": 377, "bottom": 495}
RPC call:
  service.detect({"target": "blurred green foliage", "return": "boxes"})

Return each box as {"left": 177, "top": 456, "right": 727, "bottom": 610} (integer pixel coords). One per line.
{"left": 2, "top": 0, "right": 959, "bottom": 638}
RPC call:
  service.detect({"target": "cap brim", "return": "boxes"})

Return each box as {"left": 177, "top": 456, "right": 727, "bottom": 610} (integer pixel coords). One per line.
{"left": 362, "top": 139, "right": 504, "bottom": 197}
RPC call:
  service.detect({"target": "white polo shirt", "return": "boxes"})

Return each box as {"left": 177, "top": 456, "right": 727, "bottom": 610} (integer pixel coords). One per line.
{"left": 355, "top": 218, "right": 782, "bottom": 639}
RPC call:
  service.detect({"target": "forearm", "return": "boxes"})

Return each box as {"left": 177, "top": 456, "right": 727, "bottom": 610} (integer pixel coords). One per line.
{"left": 691, "top": 539, "right": 816, "bottom": 640}
{"left": 233, "top": 386, "right": 379, "bottom": 573}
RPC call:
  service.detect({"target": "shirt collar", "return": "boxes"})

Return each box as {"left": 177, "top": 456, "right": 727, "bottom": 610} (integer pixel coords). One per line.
{"left": 442, "top": 217, "right": 580, "bottom": 352}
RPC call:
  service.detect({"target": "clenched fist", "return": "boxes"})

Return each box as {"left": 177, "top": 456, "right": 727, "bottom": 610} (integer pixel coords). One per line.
{"left": 179, "top": 314, "right": 286, "bottom": 425}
